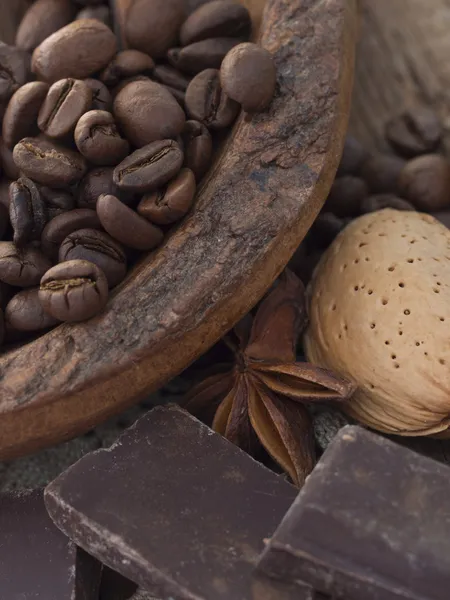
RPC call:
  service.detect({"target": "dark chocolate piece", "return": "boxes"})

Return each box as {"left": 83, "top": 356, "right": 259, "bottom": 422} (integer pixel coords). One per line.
{"left": 0, "top": 488, "right": 101, "bottom": 599}
{"left": 258, "top": 425, "right": 450, "bottom": 600}
{"left": 45, "top": 405, "right": 306, "bottom": 600}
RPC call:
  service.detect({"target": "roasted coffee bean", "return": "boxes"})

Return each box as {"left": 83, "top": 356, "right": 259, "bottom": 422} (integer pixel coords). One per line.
{"left": 13, "top": 138, "right": 87, "bottom": 189}
{"left": 152, "top": 65, "right": 191, "bottom": 91}
{"left": 59, "top": 228, "right": 127, "bottom": 288}
{"left": 398, "top": 154, "right": 450, "bottom": 211}
{"left": 32, "top": 19, "right": 117, "bottom": 83}
{"left": 75, "top": 111, "right": 130, "bottom": 166}
{"left": 39, "top": 186, "right": 75, "bottom": 219}
{"left": 39, "top": 259, "right": 108, "bottom": 322}
{"left": 163, "top": 85, "right": 186, "bottom": 107}
{"left": 5, "top": 287, "right": 59, "bottom": 332}
{"left": 385, "top": 107, "right": 442, "bottom": 158}
{"left": 0, "top": 42, "right": 30, "bottom": 110}
{"left": 38, "top": 78, "right": 93, "bottom": 139}
{"left": 84, "top": 78, "right": 112, "bottom": 111}
{"left": 77, "top": 167, "right": 121, "bottom": 209}
{"left": 220, "top": 42, "right": 276, "bottom": 112}
{"left": 125, "top": 0, "right": 185, "bottom": 58}
{"left": 337, "top": 136, "right": 370, "bottom": 176}
{"left": 168, "top": 38, "right": 241, "bottom": 75}
{"left": 41, "top": 208, "right": 101, "bottom": 259}
{"left": 325, "top": 176, "right": 369, "bottom": 217}
{"left": 114, "top": 139, "right": 184, "bottom": 193}
{"left": 311, "top": 213, "right": 349, "bottom": 249}
{"left": 76, "top": 5, "right": 112, "bottom": 27}
{"left": 101, "top": 50, "right": 155, "bottom": 88}
{"left": 15, "top": 0, "right": 76, "bottom": 53}
{"left": 0, "top": 137, "right": 19, "bottom": 180}
{"left": 0, "top": 203, "right": 8, "bottom": 240}
{"left": 9, "top": 177, "right": 48, "bottom": 247}
{"left": 0, "top": 243, "right": 51, "bottom": 287}
{"left": 180, "top": 0, "right": 251, "bottom": 46}
{"left": 2, "top": 81, "right": 49, "bottom": 149}
{"left": 361, "top": 154, "right": 405, "bottom": 194}
{"left": 114, "top": 80, "right": 186, "bottom": 147}
{"left": 181, "top": 120, "right": 212, "bottom": 180}
{"left": 137, "top": 168, "right": 196, "bottom": 225}
{"left": 185, "top": 68, "right": 239, "bottom": 129}
{"left": 97, "top": 194, "right": 164, "bottom": 250}
{"left": 360, "top": 194, "right": 416, "bottom": 214}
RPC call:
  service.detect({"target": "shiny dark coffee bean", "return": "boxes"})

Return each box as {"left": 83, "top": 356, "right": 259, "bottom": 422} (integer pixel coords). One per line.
{"left": 0, "top": 137, "right": 19, "bottom": 180}
{"left": 181, "top": 120, "right": 212, "bottom": 180}
{"left": 59, "top": 228, "right": 127, "bottom": 288}
{"left": 15, "top": 0, "right": 76, "bottom": 53}
{"left": 101, "top": 50, "right": 155, "bottom": 87}
{"left": 325, "top": 176, "right": 369, "bottom": 217}
{"left": 220, "top": 43, "right": 276, "bottom": 112}
{"left": 9, "top": 177, "right": 48, "bottom": 247}
{"left": 337, "top": 136, "right": 369, "bottom": 176}
{"left": 168, "top": 38, "right": 241, "bottom": 75}
{"left": 97, "top": 194, "right": 164, "bottom": 250}
{"left": 39, "top": 186, "right": 75, "bottom": 219}
{"left": 180, "top": 0, "right": 251, "bottom": 46}
{"left": 0, "top": 42, "right": 30, "bottom": 109}
{"left": 137, "top": 168, "right": 196, "bottom": 225}
{"left": 385, "top": 107, "right": 442, "bottom": 158}
{"left": 398, "top": 154, "right": 450, "bottom": 211}
{"left": 114, "top": 139, "right": 184, "bottom": 193}
{"left": 0, "top": 243, "right": 51, "bottom": 287}
{"left": 5, "top": 287, "right": 59, "bottom": 332}
{"left": 38, "top": 78, "right": 93, "bottom": 139}
{"left": 152, "top": 65, "right": 191, "bottom": 91}
{"left": 361, "top": 154, "right": 405, "bottom": 194}
{"left": 125, "top": 0, "right": 185, "bottom": 58}
{"left": 77, "top": 167, "right": 121, "bottom": 209}
{"left": 75, "top": 111, "right": 130, "bottom": 166}
{"left": 84, "top": 78, "right": 112, "bottom": 111}
{"left": 2, "top": 81, "right": 49, "bottom": 149}
{"left": 13, "top": 138, "right": 88, "bottom": 189}
{"left": 113, "top": 80, "right": 186, "bottom": 147}
{"left": 76, "top": 5, "right": 112, "bottom": 27}
{"left": 32, "top": 19, "right": 117, "bottom": 83}
{"left": 0, "top": 203, "right": 8, "bottom": 240}
{"left": 41, "top": 208, "right": 101, "bottom": 259}
{"left": 360, "top": 194, "right": 416, "bottom": 214}
{"left": 185, "top": 68, "right": 239, "bottom": 129}
{"left": 39, "top": 259, "right": 108, "bottom": 322}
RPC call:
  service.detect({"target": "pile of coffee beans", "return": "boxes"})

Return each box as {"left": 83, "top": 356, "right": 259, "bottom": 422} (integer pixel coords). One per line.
{"left": 0, "top": 0, "right": 276, "bottom": 347}
{"left": 290, "top": 106, "right": 450, "bottom": 283}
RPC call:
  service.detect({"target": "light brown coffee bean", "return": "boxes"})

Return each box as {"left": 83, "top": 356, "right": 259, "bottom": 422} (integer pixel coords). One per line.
{"left": 41, "top": 208, "right": 101, "bottom": 259}
{"left": 2, "top": 81, "right": 49, "bottom": 149}
{"left": 15, "top": 0, "right": 76, "bottom": 53}
{"left": 38, "top": 78, "right": 93, "bottom": 138}
{"left": 97, "top": 194, "right": 164, "bottom": 250}
{"left": 185, "top": 68, "right": 239, "bottom": 129}
{"left": 0, "top": 243, "right": 51, "bottom": 287}
{"left": 101, "top": 50, "right": 155, "bottom": 87}
{"left": 32, "top": 19, "right": 117, "bottom": 83}
{"left": 5, "top": 288, "right": 59, "bottom": 332}
{"left": 137, "top": 168, "right": 196, "bottom": 224}
{"left": 75, "top": 111, "right": 130, "bottom": 166}
{"left": 180, "top": 0, "right": 251, "bottom": 46}
{"left": 168, "top": 38, "right": 241, "bottom": 75}
{"left": 181, "top": 120, "right": 212, "bottom": 180}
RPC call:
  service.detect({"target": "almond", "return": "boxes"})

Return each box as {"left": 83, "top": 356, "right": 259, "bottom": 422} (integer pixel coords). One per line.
{"left": 304, "top": 209, "right": 450, "bottom": 436}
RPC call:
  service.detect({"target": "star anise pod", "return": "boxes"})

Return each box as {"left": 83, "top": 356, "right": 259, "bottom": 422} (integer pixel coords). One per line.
{"left": 184, "top": 269, "right": 356, "bottom": 486}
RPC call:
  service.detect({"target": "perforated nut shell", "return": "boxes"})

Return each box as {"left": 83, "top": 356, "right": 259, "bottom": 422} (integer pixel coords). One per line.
{"left": 304, "top": 209, "right": 450, "bottom": 437}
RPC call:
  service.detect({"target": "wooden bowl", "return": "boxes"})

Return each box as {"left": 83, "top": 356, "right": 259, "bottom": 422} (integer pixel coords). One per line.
{"left": 0, "top": 0, "right": 357, "bottom": 459}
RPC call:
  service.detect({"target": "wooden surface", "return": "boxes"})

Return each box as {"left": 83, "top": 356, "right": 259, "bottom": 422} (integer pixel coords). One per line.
{"left": 0, "top": 0, "right": 357, "bottom": 459}
{"left": 350, "top": 0, "right": 450, "bottom": 154}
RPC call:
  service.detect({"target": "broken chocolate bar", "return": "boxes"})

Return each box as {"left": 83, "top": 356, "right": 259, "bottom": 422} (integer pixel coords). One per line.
{"left": 45, "top": 405, "right": 311, "bottom": 600}
{"left": 258, "top": 425, "right": 450, "bottom": 600}
{"left": 0, "top": 488, "right": 101, "bottom": 599}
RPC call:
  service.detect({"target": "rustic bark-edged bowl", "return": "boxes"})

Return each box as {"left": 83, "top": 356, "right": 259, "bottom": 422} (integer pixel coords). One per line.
{"left": 0, "top": 0, "right": 357, "bottom": 459}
